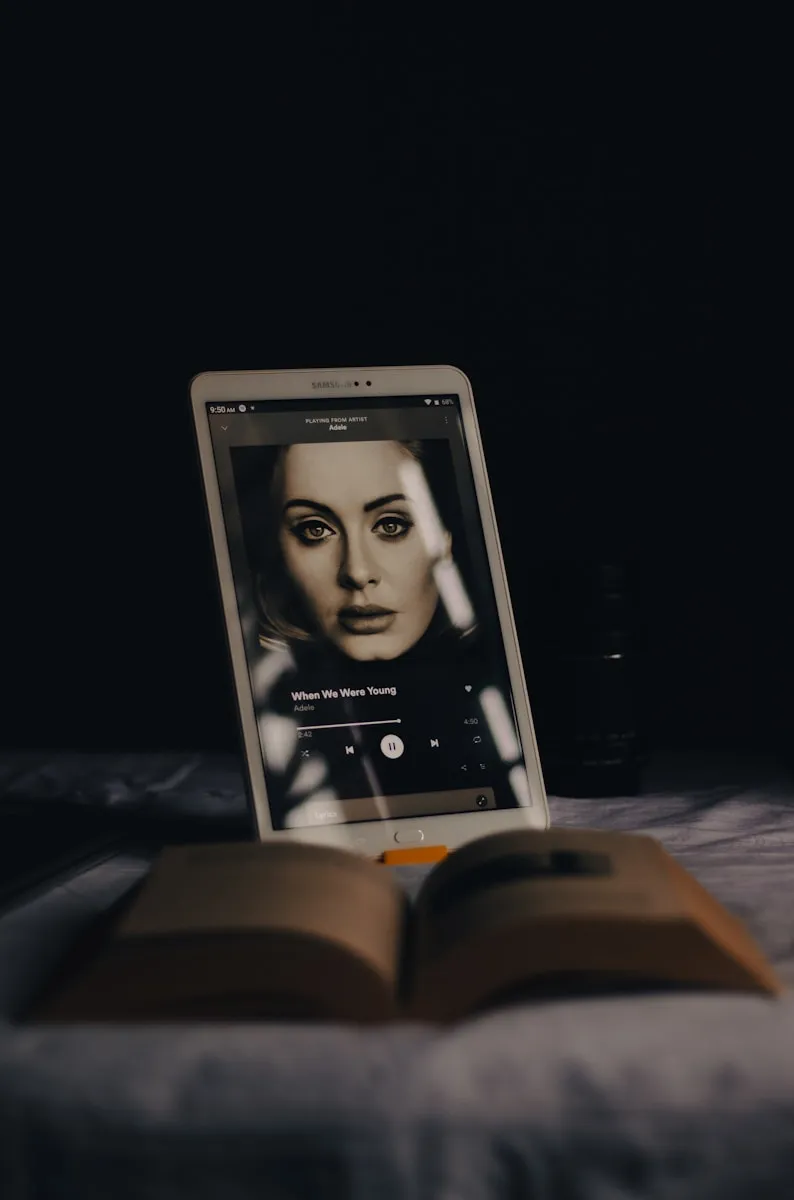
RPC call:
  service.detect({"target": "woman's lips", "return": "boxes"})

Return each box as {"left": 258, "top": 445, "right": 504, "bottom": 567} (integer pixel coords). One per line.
{"left": 337, "top": 606, "right": 396, "bottom": 635}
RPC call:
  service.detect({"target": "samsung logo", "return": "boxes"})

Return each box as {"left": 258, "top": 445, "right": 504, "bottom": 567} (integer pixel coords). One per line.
{"left": 311, "top": 380, "right": 355, "bottom": 390}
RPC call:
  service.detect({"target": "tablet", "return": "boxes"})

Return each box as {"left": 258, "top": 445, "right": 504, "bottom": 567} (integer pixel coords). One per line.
{"left": 190, "top": 365, "right": 548, "bottom": 853}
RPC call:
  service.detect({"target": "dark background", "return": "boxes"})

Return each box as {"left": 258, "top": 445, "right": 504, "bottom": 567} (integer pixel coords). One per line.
{"left": 3, "top": 19, "right": 789, "bottom": 764}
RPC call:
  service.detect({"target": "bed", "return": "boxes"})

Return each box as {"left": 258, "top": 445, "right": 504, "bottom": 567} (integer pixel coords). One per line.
{"left": 1, "top": 750, "right": 792, "bottom": 1198}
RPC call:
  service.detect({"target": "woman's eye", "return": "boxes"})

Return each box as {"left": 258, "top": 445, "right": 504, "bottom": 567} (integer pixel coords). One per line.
{"left": 373, "top": 515, "right": 412, "bottom": 539}
{"left": 294, "top": 520, "right": 335, "bottom": 544}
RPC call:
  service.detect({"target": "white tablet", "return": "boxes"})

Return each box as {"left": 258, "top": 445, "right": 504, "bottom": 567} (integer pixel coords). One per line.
{"left": 190, "top": 365, "right": 549, "bottom": 853}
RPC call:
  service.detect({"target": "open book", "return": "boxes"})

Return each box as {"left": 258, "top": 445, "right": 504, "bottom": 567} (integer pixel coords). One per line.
{"left": 29, "top": 829, "right": 782, "bottom": 1023}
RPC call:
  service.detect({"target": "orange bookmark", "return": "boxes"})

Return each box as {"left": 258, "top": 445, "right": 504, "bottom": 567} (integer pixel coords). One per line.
{"left": 380, "top": 845, "right": 449, "bottom": 866}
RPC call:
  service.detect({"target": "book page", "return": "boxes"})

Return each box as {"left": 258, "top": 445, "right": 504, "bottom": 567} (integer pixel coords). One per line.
{"left": 32, "top": 841, "right": 407, "bottom": 1023}
{"left": 409, "top": 829, "right": 781, "bottom": 1020}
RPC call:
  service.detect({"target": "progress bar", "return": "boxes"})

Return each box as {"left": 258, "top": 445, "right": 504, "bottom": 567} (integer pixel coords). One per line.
{"left": 296, "top": 718, "right": 402, "bottom": 732}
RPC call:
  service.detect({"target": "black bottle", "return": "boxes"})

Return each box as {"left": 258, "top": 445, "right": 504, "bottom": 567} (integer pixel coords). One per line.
{"left": 531, "top": 561, "right": 647, "bottom": 798}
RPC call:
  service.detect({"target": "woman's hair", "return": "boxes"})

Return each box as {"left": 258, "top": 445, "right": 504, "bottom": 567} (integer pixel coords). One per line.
{"left": 257, "top": 440, "right": 427, "bottom": 651}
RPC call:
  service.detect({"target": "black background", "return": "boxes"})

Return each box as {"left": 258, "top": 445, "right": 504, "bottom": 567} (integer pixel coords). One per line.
{"left": 3, "top": 18, "right": 789, "bottom": 763}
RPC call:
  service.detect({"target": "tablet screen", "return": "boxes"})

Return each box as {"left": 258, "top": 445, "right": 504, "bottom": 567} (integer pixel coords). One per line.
{"left": 207, "top": 394, "right": 533, "bottom": 829}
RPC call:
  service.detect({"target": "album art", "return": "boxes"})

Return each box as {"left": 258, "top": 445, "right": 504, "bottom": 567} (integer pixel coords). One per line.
{"left": 231, "top": 438, "right": 480, "bottom": 668}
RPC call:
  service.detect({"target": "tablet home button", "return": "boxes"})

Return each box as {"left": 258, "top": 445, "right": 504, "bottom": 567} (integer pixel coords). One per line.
{"left": 394, "top": 829, "right": 424, "bottom": 844}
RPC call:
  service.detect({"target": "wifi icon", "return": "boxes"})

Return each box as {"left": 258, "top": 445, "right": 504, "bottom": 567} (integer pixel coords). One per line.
{"left": 424, "top": 398, "right": 432, "bottom": 405}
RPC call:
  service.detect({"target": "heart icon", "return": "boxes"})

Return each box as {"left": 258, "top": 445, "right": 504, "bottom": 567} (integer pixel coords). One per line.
{"left": 464, "top": 685, "right": 472, "bottom": 692}
{"left": 424, "top": 398, "right": 432, "bottom": 405}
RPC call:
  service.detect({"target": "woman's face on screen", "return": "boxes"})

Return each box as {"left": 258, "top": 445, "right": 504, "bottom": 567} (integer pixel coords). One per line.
{"left": 277, "top": 441, "right": 443, "bottom": 661}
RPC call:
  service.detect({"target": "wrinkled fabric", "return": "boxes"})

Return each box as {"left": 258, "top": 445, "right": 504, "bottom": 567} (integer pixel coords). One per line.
{"left": 1, "top": 751, "right": 793, "bottom": 1199}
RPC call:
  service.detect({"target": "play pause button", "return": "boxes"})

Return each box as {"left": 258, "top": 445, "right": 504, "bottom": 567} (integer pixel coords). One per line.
{"left": 380, "top": 733, "right": 405, "bottom": 759}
